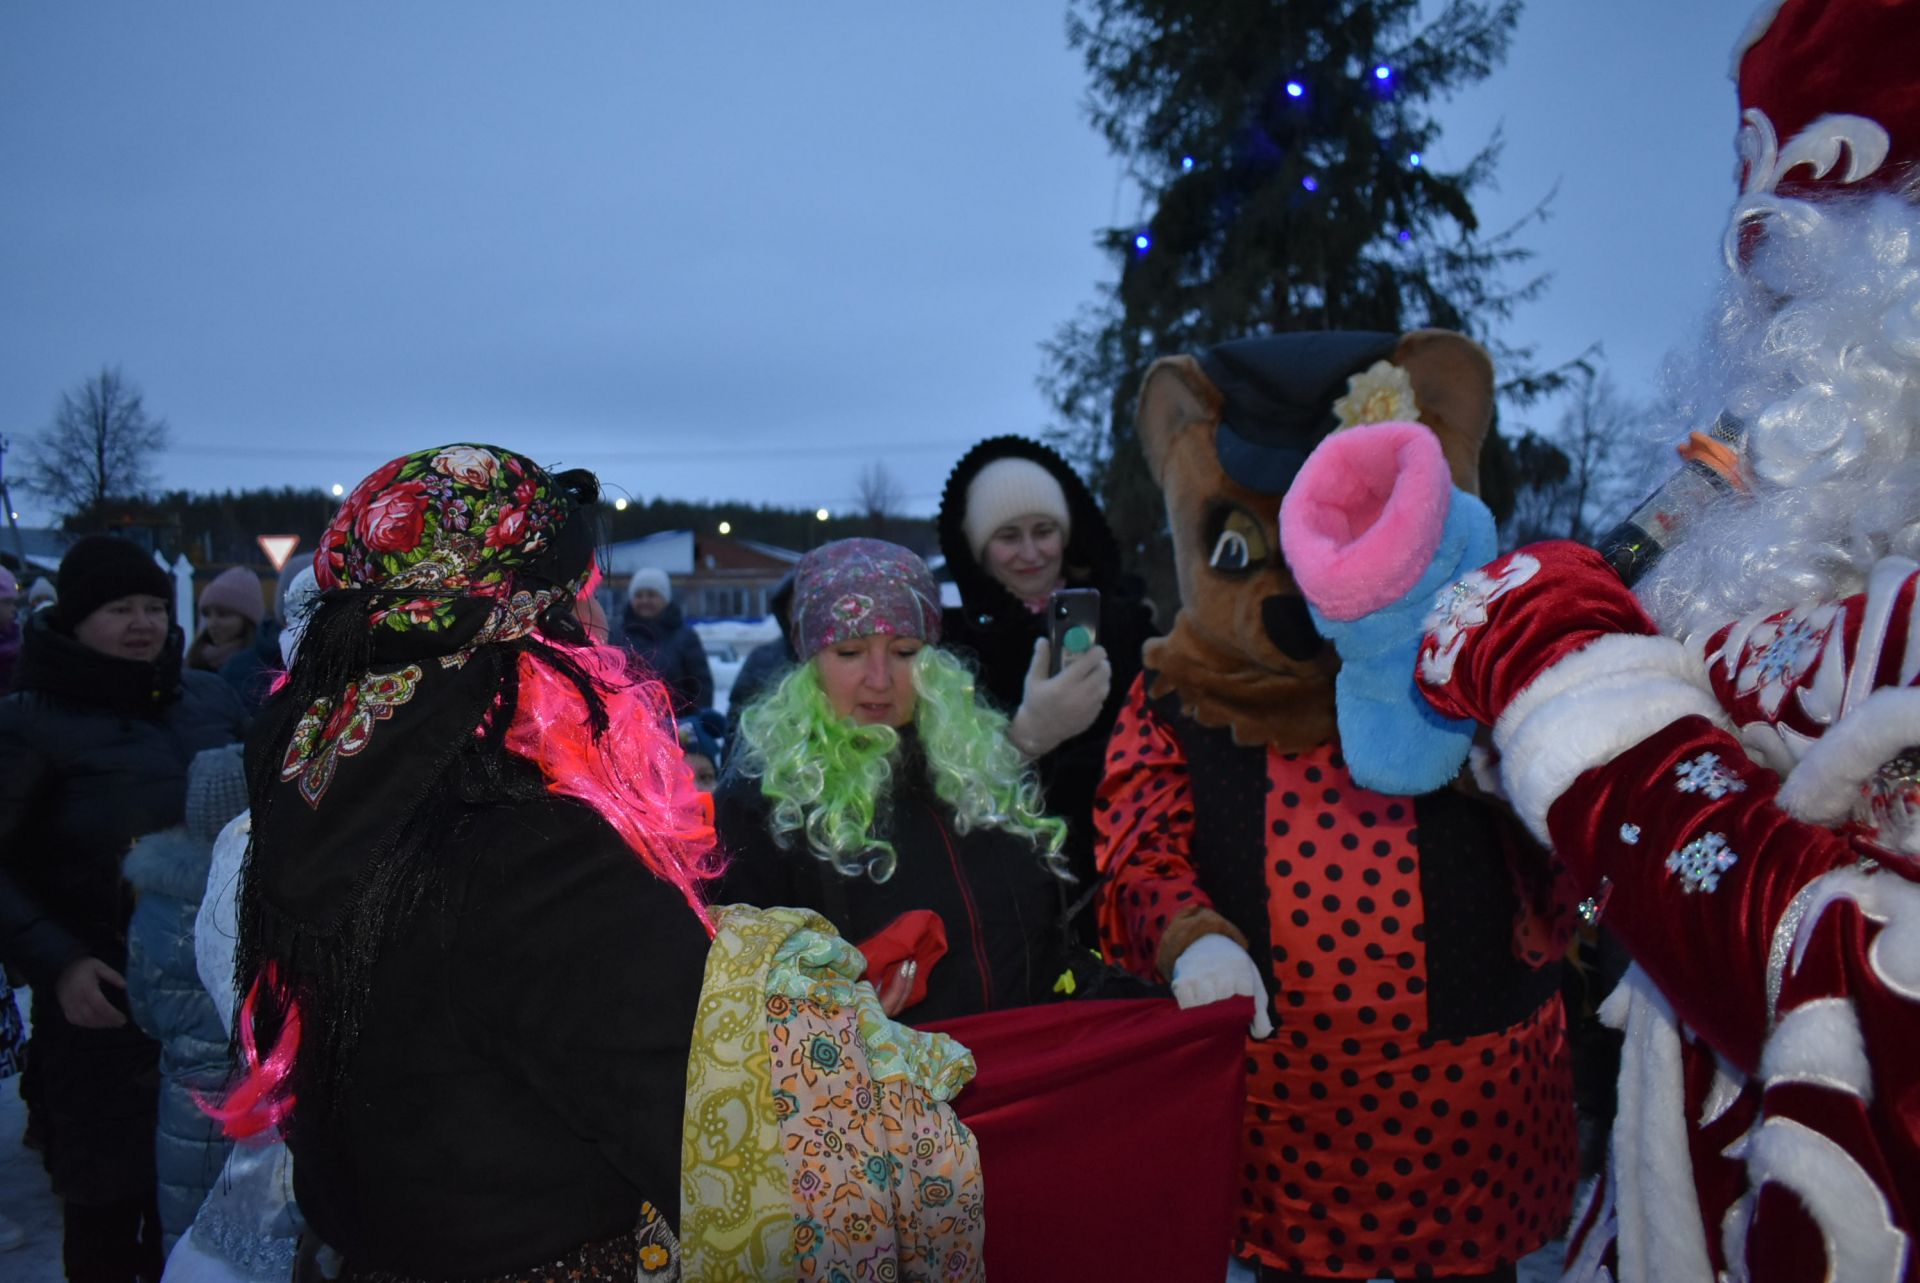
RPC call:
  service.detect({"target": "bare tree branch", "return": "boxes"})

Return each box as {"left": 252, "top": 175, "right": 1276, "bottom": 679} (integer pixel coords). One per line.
{"left": 855, "top": 462, "right": 905, "bottom": 535}
{"left": 24, "top": 366, "right": 169, "bottom": 526}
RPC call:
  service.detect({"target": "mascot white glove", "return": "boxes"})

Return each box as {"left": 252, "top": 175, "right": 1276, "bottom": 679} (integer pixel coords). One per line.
{"left": 1008, "top": 637, "right": 1112, "bottom": 758}
{"left": 1170, "top": 933, "right": 1274, "bottom": 1038}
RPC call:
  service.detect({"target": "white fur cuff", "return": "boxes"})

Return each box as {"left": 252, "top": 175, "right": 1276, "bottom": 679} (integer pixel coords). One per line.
{"left": 1494, "top": 635, "right": 1731, "bottom": 842}
{"left": 1776, "top": 686, "right": 1920, "bottom": 825}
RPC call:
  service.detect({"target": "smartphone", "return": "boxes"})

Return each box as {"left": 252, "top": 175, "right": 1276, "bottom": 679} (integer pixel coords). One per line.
{"left": 1047, "top": 588, "right": 1102, "bottom": 675}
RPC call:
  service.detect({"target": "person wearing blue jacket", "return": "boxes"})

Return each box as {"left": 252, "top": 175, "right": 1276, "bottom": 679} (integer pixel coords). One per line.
{"left": 126, "top": 744, "right": 250, "bottom": 1253}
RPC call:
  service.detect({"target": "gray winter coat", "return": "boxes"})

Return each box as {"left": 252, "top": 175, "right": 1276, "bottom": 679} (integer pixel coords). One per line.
{"left": 126, "top": 825, "right": 233, "bottom": 1251}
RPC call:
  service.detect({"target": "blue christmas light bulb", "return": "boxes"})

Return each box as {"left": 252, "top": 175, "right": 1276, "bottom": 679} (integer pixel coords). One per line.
{"left": 1181, "top": 155, "right": 1195, "bottom": 171}
{"left": 1373, "top": 64, "right": 1392, "bottom": 81}
{"left": 1301, "top": 176, "right": 1318, "bottom": 192}
{"left": 1409, "top": 152, "right": 1423, "bottom": 167}
{"left": 1133, "top": 231, "right": 1152, "bottom": 253}
{"left": 1285, "top": 81, "right": 1305, "bottom": 99}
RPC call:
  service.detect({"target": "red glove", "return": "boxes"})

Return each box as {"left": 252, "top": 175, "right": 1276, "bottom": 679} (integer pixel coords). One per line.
{"left": 1416, "top": 541, "right": 1730, "bottom": 839}
{"left": 857, "top": 910, "right": 948, "bottom": 1012}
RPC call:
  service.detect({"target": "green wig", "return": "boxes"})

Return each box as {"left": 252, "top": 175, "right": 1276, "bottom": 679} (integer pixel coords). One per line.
{"left": 733, "top": 646, "right": 1069, "bottom": 884}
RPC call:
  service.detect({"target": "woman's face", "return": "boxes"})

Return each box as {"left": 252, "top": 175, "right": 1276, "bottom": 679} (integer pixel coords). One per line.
{"left": 982, "top": 514, "right": 1065, "bottom": 601}
{"left": 75, "top": 594, "right": 170, "bottom": 662}
{"left": 814, "top": 633, "right": 922, "bottom": 728}
{"left": 629, "top": 588, "right": 667, "bottom": 619}
{"left": 200, "top": 603, "right": 248, "bottom": 646}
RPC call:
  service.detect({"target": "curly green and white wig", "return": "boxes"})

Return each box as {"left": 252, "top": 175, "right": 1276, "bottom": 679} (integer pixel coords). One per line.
{"left": 733, "top": 646, "right": 1069, "bottom": 885}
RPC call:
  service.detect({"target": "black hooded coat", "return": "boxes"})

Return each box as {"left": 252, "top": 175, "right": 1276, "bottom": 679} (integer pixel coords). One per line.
{"left": 936, "top": 437, "right": 1157, "bottom": 900}
{"left": 0, "top": 612, "right": 247, "bottom": 1204}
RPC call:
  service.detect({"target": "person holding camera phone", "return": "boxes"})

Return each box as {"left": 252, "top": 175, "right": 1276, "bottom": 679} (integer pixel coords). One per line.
{"left": 937, "top": 437, "right": 1158, "bottom": 917}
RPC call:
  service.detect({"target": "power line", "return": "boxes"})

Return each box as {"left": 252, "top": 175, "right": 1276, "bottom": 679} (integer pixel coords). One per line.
{"left": 164, "top": 437, "right": 977, "bottom": 465}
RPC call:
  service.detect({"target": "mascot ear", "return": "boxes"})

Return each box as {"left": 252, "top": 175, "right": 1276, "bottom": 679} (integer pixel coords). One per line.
{"left": 1135, "top": 355, "right": 1220, "bottom": 485}
{"left": 1393, "top": 330, "right": 1494, "bottom": 495}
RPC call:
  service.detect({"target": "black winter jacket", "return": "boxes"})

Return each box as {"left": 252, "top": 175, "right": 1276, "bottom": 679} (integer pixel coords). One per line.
{"left": 936, "top": 437, "right": 1158, "bottom": 893}
{"left": 0, "top": 612, "right": 247, "bottom": 1203}
{"left": 620, "top": 602, "right": 713, "bottom": 716}
{"left": 713, "top": 740, "right": 1065, "bottom": 1024}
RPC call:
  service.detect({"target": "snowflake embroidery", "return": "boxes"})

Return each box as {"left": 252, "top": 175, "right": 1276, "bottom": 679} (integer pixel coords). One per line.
{"left": 1732, "top": 608, "right": 1834, "bottom": 718}
{"left": 1667, "top": 832, "right": 1739, "bottom": 893}
{"left": 1418, "top": 553, "right": 1541, "bottom": 686}
{"left": 1619, "top": 823, "right": 1641, "bottom": 845}
{"left": 1673, "top": 752, "right": 1747, "bottom": 800}
{"left": 1753, "top": 618, "right": 1820, "bottom": 683}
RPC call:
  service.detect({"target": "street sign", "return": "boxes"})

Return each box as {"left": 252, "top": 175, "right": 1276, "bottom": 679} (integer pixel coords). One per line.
{"left": 257, "top": 534, "right": 301, "bottom": 571}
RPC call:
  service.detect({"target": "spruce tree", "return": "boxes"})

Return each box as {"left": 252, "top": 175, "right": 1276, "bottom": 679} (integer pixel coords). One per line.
{"left": 1046, "top": 0, "right": 1544, "bottom": 594}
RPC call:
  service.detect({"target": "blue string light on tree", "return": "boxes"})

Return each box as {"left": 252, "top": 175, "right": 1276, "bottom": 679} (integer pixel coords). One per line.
{"left": 1180, "top": 155, "right": 1195, "bottom": 172}
{"left": 1133, "top": 230, "right": 1152, "bottom": 256}
{"left": 1301, "top": 176, "right": 1319, "bottom": 192}
{"left": 1285, "top": 80, "right": 1305, "bottom": 99}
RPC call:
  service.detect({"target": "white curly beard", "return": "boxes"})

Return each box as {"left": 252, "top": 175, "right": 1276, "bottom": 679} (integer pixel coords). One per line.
{"left": 1635, "top": 191, "right": 1920, "bottom": 641}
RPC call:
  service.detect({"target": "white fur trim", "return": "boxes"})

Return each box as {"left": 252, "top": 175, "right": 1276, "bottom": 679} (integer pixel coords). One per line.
{"left": 1724, "top": 1116, "right": 1910, "bottom": 1283}
{"left": 1493, "top": 634, "right": 1731, "bottom": 843}
{"left": 1775, "top": 687, "right": 1920, "bottom": 825}
{"left": 1760, "top": 997, "right": 1872, "bottom": 1099}
{"left": 1603, "top": 966, "right": 1719, "bottom": 1283}
{"left": 195, "top": 811, "right": 251, "bottom": 1035}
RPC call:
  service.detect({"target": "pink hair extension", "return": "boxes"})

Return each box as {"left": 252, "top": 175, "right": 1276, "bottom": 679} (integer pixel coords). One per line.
{"left": 506, "top": 640, "right": 725, "bottom": 934}
{"left": 196, "top": 964, "right": 302, "bottom": 1141}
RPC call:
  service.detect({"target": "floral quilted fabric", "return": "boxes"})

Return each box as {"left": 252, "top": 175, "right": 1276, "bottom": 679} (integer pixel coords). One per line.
{"left": 681, "top": 905, "right": 983, "bottom": 1282}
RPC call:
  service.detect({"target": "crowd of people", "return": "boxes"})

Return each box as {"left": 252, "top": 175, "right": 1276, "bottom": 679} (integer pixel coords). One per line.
{"left": 4, "top": 3, "right": 1920, "bottom": 1280}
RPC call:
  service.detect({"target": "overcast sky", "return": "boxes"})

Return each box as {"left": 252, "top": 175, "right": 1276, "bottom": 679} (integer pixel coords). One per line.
{"left": 2, "top": 1, "right": 1760, "bottom": 527}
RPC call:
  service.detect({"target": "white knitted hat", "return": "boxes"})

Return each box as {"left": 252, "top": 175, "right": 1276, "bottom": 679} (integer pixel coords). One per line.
{"left": 963, "top": 458, "right": 1071, "bottom": 561}
{"left": 629, "top": 566, "right": 672, "bottom": 602}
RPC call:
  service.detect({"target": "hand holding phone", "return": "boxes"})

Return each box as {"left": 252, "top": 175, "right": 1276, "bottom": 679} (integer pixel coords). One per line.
{"left": 1047, "top": 588, "right": 1102, "bottom": 675}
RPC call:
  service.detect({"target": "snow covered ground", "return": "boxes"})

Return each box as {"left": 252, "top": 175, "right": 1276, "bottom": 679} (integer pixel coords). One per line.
{"left": 0, "top": 990, "right": 61, "bottom": 1280}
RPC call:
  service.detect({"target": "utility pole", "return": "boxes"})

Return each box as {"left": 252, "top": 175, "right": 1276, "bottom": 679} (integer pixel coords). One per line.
{"left": 0, "top": 434, "right": 27, "bottom": 566}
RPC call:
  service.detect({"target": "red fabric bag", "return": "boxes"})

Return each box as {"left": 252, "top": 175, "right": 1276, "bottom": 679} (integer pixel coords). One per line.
{"left": 927, "top": 997, "right": 1250, "bottom": 1282}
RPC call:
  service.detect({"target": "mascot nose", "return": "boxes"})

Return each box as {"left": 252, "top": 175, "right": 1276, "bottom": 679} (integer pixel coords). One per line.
{"left": 1262, "top": 593, "right": 1325, "bottom": 661}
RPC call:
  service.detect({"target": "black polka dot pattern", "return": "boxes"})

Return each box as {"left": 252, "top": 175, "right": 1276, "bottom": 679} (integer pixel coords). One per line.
{"left": 1230, "top": 743, "right": 1576, "bottom": 1276}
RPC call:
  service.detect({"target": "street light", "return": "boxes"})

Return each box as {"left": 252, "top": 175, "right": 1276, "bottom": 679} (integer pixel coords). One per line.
{"left": 815, "top": 508, "right": 830, "bottom": 522}
{"left": 330, "top": 483, "right": 345, "bottom": 497}
{"left": 718, "top": 520, "right": 732, "bottom": 535}
{"left": 614, "top": 497, "right": 629, "bottom": 512}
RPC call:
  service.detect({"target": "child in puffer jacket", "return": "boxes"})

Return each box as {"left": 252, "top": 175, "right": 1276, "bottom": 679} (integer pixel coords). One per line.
{"left": 126, "top": 745, "right": 249, "bottom": 1252}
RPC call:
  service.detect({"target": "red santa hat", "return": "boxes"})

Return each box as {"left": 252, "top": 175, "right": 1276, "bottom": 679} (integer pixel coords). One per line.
{"left": 1731, "top": 0, "right": 1918, "bottom": 206}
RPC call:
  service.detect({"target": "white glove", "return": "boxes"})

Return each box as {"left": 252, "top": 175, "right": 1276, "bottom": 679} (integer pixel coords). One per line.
{"left": 1008, "top": 638, "right": 1112, "bottom": 759}
{"left": 1169, "top": 934, "right": 1274, "bottom": 1038}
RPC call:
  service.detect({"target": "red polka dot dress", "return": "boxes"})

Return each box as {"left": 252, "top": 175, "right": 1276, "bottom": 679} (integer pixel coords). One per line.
{"left": 1098, "top": 675, "right": 1576, "bottom": 1278}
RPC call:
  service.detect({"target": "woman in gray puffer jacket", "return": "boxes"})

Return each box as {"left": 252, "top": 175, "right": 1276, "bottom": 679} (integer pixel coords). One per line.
{"left": 126, "top": 744, "right": 250, "bottom": 1250}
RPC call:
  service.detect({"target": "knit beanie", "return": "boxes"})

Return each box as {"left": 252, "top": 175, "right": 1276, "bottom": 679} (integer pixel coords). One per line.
{"left": 185, "top": 744, "right": 249, "bottom": 844}
{"left": 629, "top": 566, "right": 672, "bottom": 603}
{"left": 52, "top": 535, "right": 174, "bottom": 632}
{"left": 198, "top": 566, "right": 266, "bottom": 625}
{"left": 792, "top": 538, "right": 942, "bottom": 659}
{"left": 963, "top": 457, "right": 1071, "bottom": 561}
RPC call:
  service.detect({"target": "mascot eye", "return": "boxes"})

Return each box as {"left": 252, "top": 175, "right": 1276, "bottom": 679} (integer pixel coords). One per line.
{"left": 1204, "top": 505, "right": 1270, "bottom": 575}
{"left": 1211, "top": 529, "right": 1250, "bottom": 571}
